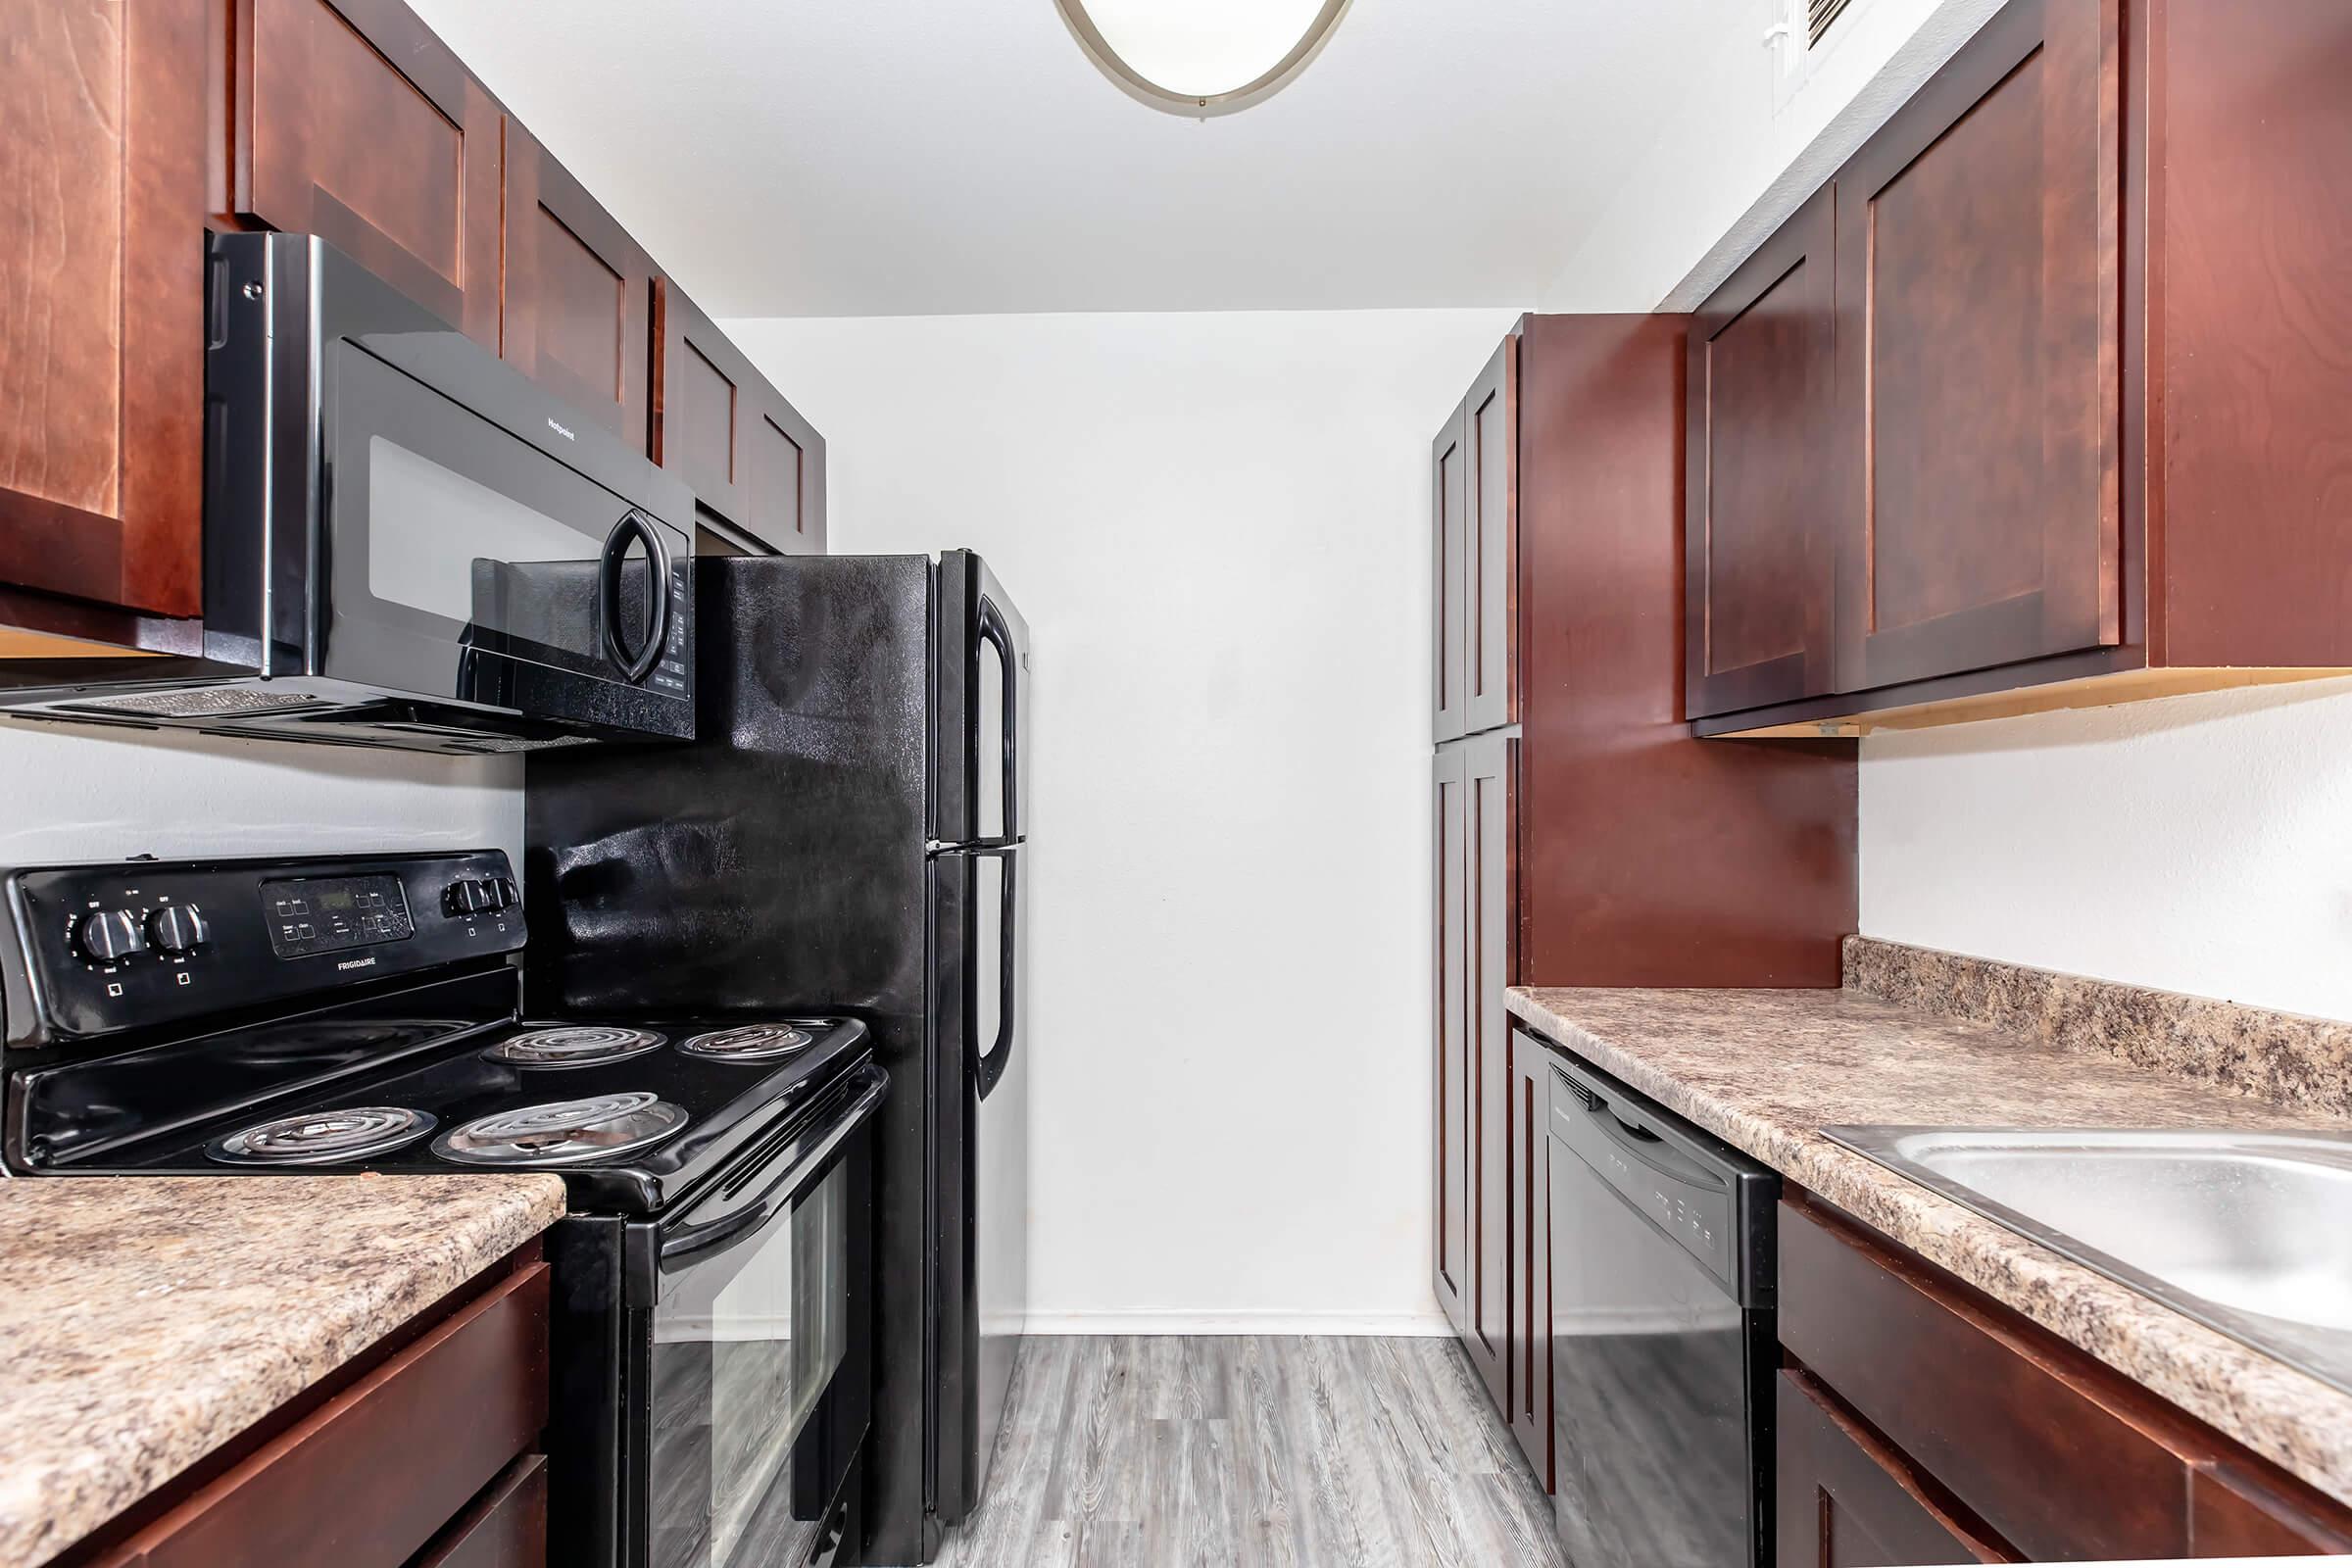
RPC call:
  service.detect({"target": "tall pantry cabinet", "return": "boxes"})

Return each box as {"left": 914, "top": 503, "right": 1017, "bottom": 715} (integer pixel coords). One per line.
{"left": 1429, "top": 315, "right": 1855, "bottom": 1491}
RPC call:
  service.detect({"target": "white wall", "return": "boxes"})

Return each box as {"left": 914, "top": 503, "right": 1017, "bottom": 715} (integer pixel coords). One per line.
{"left": 1860, "top": 681, "right": 2352, "bottom": 1021}
{"left": 0, "top": 722, "right": 517, "bottom": 866}
{"left": 725, "top": 309, "right": 1516, "bottom": 1332}
{"left": 1541, "top": 0, "right": 2000, "bottom": 313}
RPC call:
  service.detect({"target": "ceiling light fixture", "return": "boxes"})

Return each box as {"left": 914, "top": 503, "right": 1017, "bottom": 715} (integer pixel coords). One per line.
{"left": 1053, "top": 0, "right": 1354, "bottom": 118}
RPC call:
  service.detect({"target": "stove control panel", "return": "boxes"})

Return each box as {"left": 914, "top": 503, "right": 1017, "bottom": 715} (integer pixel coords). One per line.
{"left": 1, "top": 851, "right": 524, "bottom": 1046}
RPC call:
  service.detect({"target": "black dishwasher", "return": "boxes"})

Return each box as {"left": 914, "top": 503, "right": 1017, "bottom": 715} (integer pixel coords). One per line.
{"left": 1546, "top": 1049, "right": 1778, "bottom": 1568}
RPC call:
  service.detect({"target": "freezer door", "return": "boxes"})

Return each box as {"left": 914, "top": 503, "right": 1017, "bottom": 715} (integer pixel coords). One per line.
{"left": 928, "top": 842, "right": 1029, "bottom": 1526}
{"left": 935, "top": 552, "right": 1030, "bottom": 848}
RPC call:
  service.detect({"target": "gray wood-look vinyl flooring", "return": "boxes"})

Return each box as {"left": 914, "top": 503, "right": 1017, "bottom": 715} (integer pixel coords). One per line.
{"left": 930, "top": 1336, "right": 1564, "bottom": 1568}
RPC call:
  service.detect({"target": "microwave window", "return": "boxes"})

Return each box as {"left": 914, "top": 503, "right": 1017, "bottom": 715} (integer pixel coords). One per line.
{"left": 368, "top": 436, "right": 611, "bottom": 623}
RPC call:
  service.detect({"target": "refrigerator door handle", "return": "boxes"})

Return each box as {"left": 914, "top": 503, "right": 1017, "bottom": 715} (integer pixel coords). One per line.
{"left": 977, "top": 595, "right": 1019, "bottom": 843}
{"left": 974, "top": 848, "right": 1017, "bottom": 1101}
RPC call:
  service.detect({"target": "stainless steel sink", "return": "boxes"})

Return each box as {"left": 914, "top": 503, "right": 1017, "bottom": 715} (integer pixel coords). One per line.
{"left": 1824, "top": 1127, "right": 2352, "bottom": 1393}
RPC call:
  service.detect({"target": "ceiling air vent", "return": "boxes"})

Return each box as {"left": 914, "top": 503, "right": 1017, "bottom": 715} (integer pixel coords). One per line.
{"left": 1808, "top": 0, "right": 1856, "bottom": 46}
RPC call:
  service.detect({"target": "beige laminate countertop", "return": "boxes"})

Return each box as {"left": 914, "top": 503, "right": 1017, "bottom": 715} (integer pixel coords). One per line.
{"left": 0, "top": 1173, "right": 568, "bottom": 1568}
{"left": 1506, "top": 983, "right": 2352, "bottom": 1508}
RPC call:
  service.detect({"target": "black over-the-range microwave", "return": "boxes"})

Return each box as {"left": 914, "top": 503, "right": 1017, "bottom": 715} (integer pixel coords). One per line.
{"left": 0, "top": 232, "right": 695, "bottom": 754}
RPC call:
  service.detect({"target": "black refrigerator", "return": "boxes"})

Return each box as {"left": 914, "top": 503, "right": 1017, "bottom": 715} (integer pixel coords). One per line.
{"left": 524, "top": 552, "right": 1030, "bottom": 1566}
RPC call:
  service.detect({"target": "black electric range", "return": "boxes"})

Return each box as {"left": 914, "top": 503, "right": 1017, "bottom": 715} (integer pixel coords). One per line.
{"left": 1, "top": 850, "right": 885, "bottom": 1568}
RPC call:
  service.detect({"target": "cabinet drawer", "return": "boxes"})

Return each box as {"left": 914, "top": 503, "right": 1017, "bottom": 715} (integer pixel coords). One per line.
{"left": 411, "top": 1454, "right": 548, "bottom": 1568}
{"left": 1777, "top": 1370, "right": 2012, "bottom": 1566}
{"left": 1781, "top": 1199, "right": 2352, "bottom": 1560}
{"left": 96, "top": 1261, "right": 549, "bottom": 1568}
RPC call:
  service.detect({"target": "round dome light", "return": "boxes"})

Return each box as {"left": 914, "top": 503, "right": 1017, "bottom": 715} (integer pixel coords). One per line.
{"left": 1054, "top": 0, "right": 1353, "bottom": 117}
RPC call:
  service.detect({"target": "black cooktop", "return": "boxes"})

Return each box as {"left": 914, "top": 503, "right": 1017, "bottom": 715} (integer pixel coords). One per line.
{"left": 15, "top": 1009, "right": 871, "bottom": 1214}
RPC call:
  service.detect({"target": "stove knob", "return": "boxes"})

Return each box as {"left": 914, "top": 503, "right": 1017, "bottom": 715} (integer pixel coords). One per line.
{"left": 442, "top": 879, "right": 490, "bottom": 916}
{"left": 147, "top": 904, "right": 210, "bottom": 954}
{"left": 488, "top": 876, "right": 519, "bottom": 909}
{"left": 73, "top": 908, "right": 146, "bottom": 963}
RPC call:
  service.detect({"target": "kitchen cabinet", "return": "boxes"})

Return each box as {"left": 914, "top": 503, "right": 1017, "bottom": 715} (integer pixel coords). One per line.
{"left": 1432, "top": 744, "right": 1469, "bottom": 1340}
{"left": 0, "top": 0, "right": 210, "bottom": 626}
{"left": 1431, "top": 406, "right": 1468, "bottom": 743}
{"left": 1506, "top": 1029, "right": 1550, "bottom": 1487}
{"left": 1777, "top": 1370, "right": 2012, "bottom": 1566}
{"left": 653, "top": 281, "right": 828, "bottom": 555}
{"left": 1780, "top": 1195, "right": 2352, "bottom": 1560}
{"left": 66, "top": 1249, "right": 550, "bottom": 1567}
{"left": 231, "top": 0, "right": 504, "bottom": 352}
{"left": 1464, "top": 731, "right": 1514, "bottom": 1410}
{"left": 503, "top": 123, "right": 656, "bottom": 454}
{"left": 1428, "top": 316, "right": 1854, "bottom": 1446}
{"left": 1431, "top": 339, "right": 1519, "bottom": 739}
{"left": 1832, "top": 0, "right": 2116, "bottom": 695}
{"left": 1685, "top": 184, "right": 1838, "bottom": 718}
{"left": 1462, "top": 340, "right": 1518, "bottom": 734}
{"left": 1696, "top": 0, "right": 2352, "bottom": 737}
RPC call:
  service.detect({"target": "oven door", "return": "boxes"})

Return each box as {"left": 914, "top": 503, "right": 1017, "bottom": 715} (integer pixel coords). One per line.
{"left": 646, "top": 1064, "right": 885, "bottom": 1568}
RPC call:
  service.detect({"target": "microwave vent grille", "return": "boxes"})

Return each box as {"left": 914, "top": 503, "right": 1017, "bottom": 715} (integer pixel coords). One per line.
{"left": 62, "top": 687, "right": 328, "bottom": 719}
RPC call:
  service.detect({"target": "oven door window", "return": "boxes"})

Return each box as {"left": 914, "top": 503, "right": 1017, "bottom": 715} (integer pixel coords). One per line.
{"left": 1548, "top": 1145, "right": 1751, "bottom": 1568}
{"left": 324, "top": 340, "right": 687, "bottom": 700}
{"left": 652, "top": 1156, "right": 850, "bottom": 1568}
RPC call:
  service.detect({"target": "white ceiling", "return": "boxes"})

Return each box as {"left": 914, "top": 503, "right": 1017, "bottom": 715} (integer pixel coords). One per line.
{"left": 405, "top": 0, "right": 1715, "bottom": 318}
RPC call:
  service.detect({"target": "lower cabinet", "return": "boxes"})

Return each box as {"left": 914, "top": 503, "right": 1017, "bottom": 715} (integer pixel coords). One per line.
{"left": 1430, "top": 733, "right": 1517, "bottom": 1415}
{"left": 1506, "top": 1029, "right": 1550, "bottom": 1487}
{"left": 1780, "top": 1197, "right": 2352, "bottom": 1561}
{"left": 1777, "top": 1370, "right": 2010, "bottom": 1566}
{"left": 71, "top": 1249, "right": 550, "bottom": 1568}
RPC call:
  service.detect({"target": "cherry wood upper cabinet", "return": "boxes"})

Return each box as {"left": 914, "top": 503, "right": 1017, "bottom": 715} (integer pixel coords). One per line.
{"left": 1432, "top": 407, "right": 1469, "bottom": 743}
{"left": 1833, "top": 0, "right": 2119, "bottom": 694}
{"left": 503, "top": 124, "right": 655, "bottom": 454}
{"left": 232, "top": 0, "right": 502, "bottom": 350}
{"left": 1686, "top": 184, "right": 1838, "bottom": 717}
{"left": 1463, "top": 340, "right": 1518, "bottom": 734}
{"left": 0, "top": 0, "right": 209, "bottom": 621}
{"left": 654, "top": 282, "right": 827, "bottom": 555}
{"left": 1431, "top": 744, "right": 1469, "bottom": 1341}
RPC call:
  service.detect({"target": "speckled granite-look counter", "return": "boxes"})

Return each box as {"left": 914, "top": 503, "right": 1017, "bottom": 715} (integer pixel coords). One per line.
{"left": 0, "top": 1174, "right": 567, "bottom": 1568}
{"left": 1505, "top": 979, "right": 2352, "bottom": 1509}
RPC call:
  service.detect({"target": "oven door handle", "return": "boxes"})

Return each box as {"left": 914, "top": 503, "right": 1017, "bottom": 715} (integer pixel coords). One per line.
{"left": 657, "top": 1065, "right": 887, "bottom": 1269}
{"left": 598, "top": 509, "right": 671, "bottom": 684}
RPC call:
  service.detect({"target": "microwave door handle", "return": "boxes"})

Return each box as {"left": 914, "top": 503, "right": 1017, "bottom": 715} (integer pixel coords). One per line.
{"left": 599, "top": 510, "right": 671, "bottom": 683}
{"left": 657, "top": 1068, "right": 887, "bottom": 1268}
{"left": 974, "top": 849, "right": 1017, "bottom": 1102}
{"left": 977, "top": 596, "right": 1018, "bottom": 842}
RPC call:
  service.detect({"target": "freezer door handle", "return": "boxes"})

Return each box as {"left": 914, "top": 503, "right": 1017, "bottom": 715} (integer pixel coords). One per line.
{"left": 975, "top": 848, "right": 1018, "bottom": 1101}
{"left": 977, "top": 595, "right": 1019, "bottom": 843}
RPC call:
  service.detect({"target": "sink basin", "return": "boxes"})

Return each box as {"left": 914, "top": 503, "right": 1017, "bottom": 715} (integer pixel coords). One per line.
{"left": 1824, "top": 1127, "right": 2352, "bottom": 1393}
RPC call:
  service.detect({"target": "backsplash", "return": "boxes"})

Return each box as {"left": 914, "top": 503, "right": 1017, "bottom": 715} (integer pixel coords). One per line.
{"left": 0, "top": 720, "right": 519, "bottom": 866}
{"left": 1844, "top": 936, "right": 2352, "bottom": 1119}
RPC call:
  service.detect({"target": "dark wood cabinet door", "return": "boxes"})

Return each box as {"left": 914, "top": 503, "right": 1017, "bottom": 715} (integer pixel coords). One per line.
{"left": 1506, "top": 1029, "right": 1550, "bottom": 1490}
{"left": 1834, "top": 0, "right": 2120, "bottom": 693}
{"left": 1777, "top": 1372, "right": 2014, "bottom": 1567}
{"left": 1432, "top": 744, "right": 1469, "bottom": 1338}
{"left": 1464, "top": 338, "right": 1518, "bottom": 733}
{"left": 234, "top": 0, "right": 501, "bottom": 350}
{"left": 412, "top": 1454, "right": 549, "bottom": 1568}
{"left": 653, "top": 282, "right": 826, "bottom": 555}
{"left": 0, "top": 0, "right": 209, "bottom": 618}
{"left": 1433, "top": 405, "right": 1468, "bottom": 743}
{"left": 1686, "top": 184, "right": 1838, "bottom": 717}
{"left": 1464, "top": 731, "right": 1514, "bottom": 1410}
{"left": 504, "top": 125, "right": 655, "bottom": 453}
